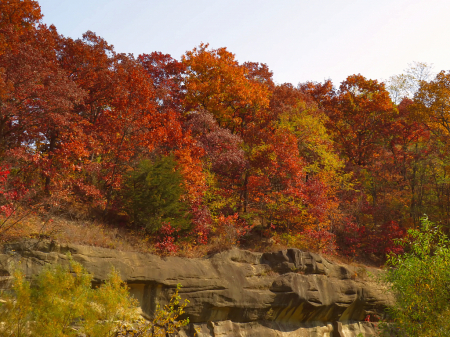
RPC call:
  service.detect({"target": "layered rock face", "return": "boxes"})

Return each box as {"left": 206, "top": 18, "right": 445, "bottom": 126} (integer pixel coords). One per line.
{"left": 0, "top": 241, "right": 391, "bottom": 336}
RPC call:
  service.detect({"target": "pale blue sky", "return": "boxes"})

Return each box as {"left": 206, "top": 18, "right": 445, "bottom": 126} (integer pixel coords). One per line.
{"left": 38, "top": 0, "right": 450, "bottom": 86}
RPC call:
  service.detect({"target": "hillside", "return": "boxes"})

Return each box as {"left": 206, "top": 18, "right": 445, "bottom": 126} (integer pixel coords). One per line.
{"left": 2, "top": 2, "right": 450, "bottom": 335}
{"left": 2, "top": 0, "right": 449, "bottom": 264}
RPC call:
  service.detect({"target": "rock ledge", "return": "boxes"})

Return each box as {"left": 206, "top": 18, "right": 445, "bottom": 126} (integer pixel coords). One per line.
{"left": 0, "top": 240, "right": 391, "bottom": 336}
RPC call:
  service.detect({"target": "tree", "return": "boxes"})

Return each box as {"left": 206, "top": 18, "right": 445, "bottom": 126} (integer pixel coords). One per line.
{"left": 116, "top": 283, "right": 190, "bottom": 337}
{"left": 182, "top": 43, "right": 271, "bottom": 136}
{"left": 182, "top": 44, "right": 272, "bottom": 217}
{"left": 122, "top": 156, "right": 190, "bottom": 233}
{"left": 0, "top": 0, "right": 42, "bottom": 32}
{"left": 186, "top": 109, "right": 246, "bottom": 180}
{"left": 299, "top": 76, "right": 419, "bottom": 257}
{"left": 59, "top": 32, "right": 195, "bottom": 210}
{"left": 298, "top": 79, "right": 334, "bottom": 109}
{"left": 182, "top": 46, "right": 341, "bottom": 238}
{"left": 0, "top": 256, "right": 190, "bottom": 337}
{"left": 139, "top": 51, "right": 186, "bottom": 114}
{"left": 0, "top": 0, "right": 42, "bottom": 56}
{"left": 279, "top": 102, "right": 342, "bottom": 181}
{"left": 407, "top": 71, "right": 450, "bottom": 229}
{"left": 386, "top": 62, "right": 434, "bottom": 105}
{"left": 0, "top": 6, "right": 87, "bottom": 200}
{"left": 413, "top": 70, "right": 450, "bottom": 140}
{"left": 326, "top": 74, "right": 395, "bottom": 167}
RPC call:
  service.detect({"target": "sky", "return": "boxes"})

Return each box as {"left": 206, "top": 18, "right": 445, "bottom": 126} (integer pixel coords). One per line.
{"left": 38, "top": 0, "right": 450, "bottom": 86}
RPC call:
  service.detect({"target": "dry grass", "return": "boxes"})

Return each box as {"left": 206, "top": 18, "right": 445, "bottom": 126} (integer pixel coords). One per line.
{"left": 0, "top": 211, "right": 260, "bottom": 258}
{"left": 0, "top": 210, "right": 387, "bottom": 271}
{"left": 52, "top": 218, "right": 157, "bottom": 253}
{"left": 0, "top": 212, "right": 157, "bottom": 254}
{"left": 0, "top": 213, "right": 243, "bottom": 258}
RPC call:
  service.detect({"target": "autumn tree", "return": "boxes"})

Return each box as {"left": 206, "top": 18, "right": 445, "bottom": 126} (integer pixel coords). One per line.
{"left": 186, "top": 109, "right": 246, "bottom": 220}
{"left": 405, "top": 71, "right": 450, "bottom": 228}
{"left": 0, "top": 0, "right": 42, "bottom": 56}
{"left": 182, "top": 44, "right": 272, "bottom": 217}
{"left": 0, "top": 1, "right": 89, "bottom": 205}
{"left": 412, "top": 70, "right": 450, "bottom": 139}
{"left": 187, "top": 110, "right": 246, "bottom": 179}
{"left": 138, "top": 52, "right": 210, "bottom": 243}
{"left": 298, "top": 80, "right": 334, "bottom": 109}
{"left": 325, "top": 74, "right": 395, "bottom": 167}
{"left": 298, "top": 76, "right": 416, "bottom": 258}
{"left": 139, "top": 51, "right": 186, "bottom": 114}
{"left": 58, "top": 33, "right": 195, "bottom": 212}
{"left": 182, "top": 43, "right": 271, "bottom": 136}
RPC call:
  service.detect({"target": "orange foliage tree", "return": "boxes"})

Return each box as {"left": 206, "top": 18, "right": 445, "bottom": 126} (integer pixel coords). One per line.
{"left": 182, "top": 44, "right": 339, "bottom": 247}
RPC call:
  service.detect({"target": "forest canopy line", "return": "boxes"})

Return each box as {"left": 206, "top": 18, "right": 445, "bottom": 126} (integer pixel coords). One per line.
{"left": 1, "top": 0, "right": 449, "bottom": 260}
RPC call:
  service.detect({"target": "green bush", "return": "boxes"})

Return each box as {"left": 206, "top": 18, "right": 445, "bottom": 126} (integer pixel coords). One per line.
{"left": 381, "top": 216, "right": 450, "bottom": 336}
{"left": 122, "top": 156, "right": 191, "bottom": 233}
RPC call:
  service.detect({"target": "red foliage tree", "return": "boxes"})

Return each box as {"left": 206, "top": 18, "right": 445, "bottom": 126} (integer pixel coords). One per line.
{"left": 326, "top": 75, "right": 395, "bottom": 166}
{"left": 138, "top": 52, "right": 186, "bottom": 114}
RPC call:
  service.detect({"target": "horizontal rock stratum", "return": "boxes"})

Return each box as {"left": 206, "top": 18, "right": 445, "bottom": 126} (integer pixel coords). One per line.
{"left": 0, "top": 240, "right": 391, "bottom": 336}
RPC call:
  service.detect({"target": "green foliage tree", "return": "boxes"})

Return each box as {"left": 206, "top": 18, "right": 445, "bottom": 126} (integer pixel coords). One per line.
{"left": 382, "top": 216, "right": 450, "bottom": 336}
{"left": 122, "top": 156, "right": 191, "bottom": 233}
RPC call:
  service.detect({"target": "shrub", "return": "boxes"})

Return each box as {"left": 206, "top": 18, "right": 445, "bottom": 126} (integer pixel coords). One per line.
{"left": 116, "top": 283, "right": 190, "bottom": 337}
{"left": 0, "top": 256, "right": 190, "bottom": 336}
{"left": 381, "top": 216, "right": 450, "bottom": 336}
{"left": 0, "top": 268, "right": 32, "bottom": 337}
{"left": 154, "top": 222, "right": 179, "bottom": 254}
{"left": 0, "top": 257, "right": 138, "bottom": 336}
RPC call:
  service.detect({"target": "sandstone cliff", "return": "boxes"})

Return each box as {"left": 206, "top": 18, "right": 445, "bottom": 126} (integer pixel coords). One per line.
{"left": 0, "top": 240, "right": 391, "bottom": 336}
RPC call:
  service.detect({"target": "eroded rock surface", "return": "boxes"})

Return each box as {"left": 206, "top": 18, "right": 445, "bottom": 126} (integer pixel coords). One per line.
{"left": 0, "top": 240, "right": 391, "bottom": 336}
